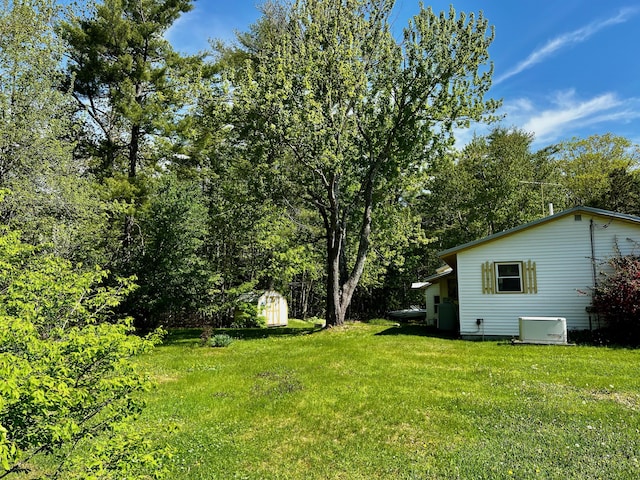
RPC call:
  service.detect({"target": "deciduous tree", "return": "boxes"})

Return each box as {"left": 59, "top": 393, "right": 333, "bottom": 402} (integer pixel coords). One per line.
{"left": 233, "top": 0, "right": 499, "bottom": 325}
{"left": 555, "top": 133, "right": 640, "bottom": 210}
{"left": 0, "top": 0, "right": 107, "bottom": 265}
{"left": 425, "top": 127, "right": 563, "bottom": 248}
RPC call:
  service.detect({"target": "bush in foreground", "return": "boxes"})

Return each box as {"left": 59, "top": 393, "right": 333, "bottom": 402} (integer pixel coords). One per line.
{"left": 0, "top": 229, "right": 167, "bottom": 478}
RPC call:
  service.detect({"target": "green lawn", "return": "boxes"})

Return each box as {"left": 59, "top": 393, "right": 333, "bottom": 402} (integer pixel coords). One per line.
{"left": 139, "top": 321, "right": 640, "bottom": 479}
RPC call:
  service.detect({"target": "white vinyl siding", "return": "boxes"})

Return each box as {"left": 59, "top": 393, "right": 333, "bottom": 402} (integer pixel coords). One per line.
{"left": 423, "top": 284, "right": 440, "bottom": 326}
{"left": 457, "top": 213, "right": 640, "bottom": 337}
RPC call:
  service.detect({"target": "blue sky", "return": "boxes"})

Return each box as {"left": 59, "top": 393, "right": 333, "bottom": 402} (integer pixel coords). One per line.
{"left": 166, "top": 0, "right": 640, "bottom": 149}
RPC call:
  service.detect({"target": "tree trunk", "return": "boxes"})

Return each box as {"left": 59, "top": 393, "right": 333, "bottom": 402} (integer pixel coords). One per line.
{"left": 324, "top": 169, "right": 376, "bottom": 327}
{"left": 326, "top": 224, "right": 345, "bottom": 327}
{"left": 122, "top": 123, "right": 141, "bottom": 256}
{"left": 324, "top": 197, "right": 374, "bottom": 327}
{"left": 129, "top": 123, "right": 140, "bottom": 180}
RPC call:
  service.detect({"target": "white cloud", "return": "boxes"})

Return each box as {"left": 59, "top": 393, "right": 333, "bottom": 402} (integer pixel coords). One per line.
{"left": 451, "top": 126, "right": 483, "bottom": 151}
{"left": 495, "top": 7, "right": 639, "bottom": 85}
{"left": 431, "top": 91, "right": 640, "bottom": 151}
{"left": 502, "top": 90, "right": 640, "bottom": 144}
{"left": 523, "top": 92, "right": 620, "bottom": 138}
{"left": 503, "top": 97, "right": 535, "bottom": 115}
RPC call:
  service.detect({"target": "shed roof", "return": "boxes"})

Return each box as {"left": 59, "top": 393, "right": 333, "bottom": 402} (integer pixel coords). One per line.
{"left": 439, "top": 206, "right": 640, "bottom": 267}
{"left": 237, "top": 290, "right": 285, "bottom": 303}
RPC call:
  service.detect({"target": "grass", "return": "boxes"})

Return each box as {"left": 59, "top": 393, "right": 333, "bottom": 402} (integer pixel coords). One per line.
{"left": 138, "top": 321, "right": 640, "bottom": 479}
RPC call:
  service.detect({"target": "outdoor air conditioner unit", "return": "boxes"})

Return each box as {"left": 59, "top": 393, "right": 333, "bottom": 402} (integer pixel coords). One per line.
{"left": 518, "top": 317, "right": 567, "bottom": 345}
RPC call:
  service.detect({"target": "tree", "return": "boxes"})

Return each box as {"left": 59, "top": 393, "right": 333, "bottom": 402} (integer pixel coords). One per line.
{"left": 348, "top": 172, "right": 432, "bottom": 317}
{"left": 555, "top": 133, "right": 640, "bottom": 210}
{"left": 0, "top": 0, "right": 68, "bottom": 186}
{"left": 593, "top": 168, "right": 640, "bottom": 215}
{"left": 200, "top": 153, "right": 326, "bottom": 323}
{"left": 124, "top": 173, "right": 218, "bottom": 329}
{"left": 233, "top": 0, "right": 499, "bottom": 326}
{"left": 181, "top": 48, "right": 329, "bottom": 323}
{"left": 60, "top": 0, "right": 227, "bottom": 326}
{"left": 60, "top": 0, "right": 199, "bottom": 261}
{"left": 0, "top": 0, "right": 108, "bottom": 266}
{"left": 0, "top": 227, "right": 166, "bottom": 478}
{"left": 425, "top": 127, "right": 564, "bottom": 248}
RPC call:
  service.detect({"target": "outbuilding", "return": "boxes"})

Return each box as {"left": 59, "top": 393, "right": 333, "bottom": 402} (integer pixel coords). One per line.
{"left": 236, "top": 290, "right": 289, "bottom": 327}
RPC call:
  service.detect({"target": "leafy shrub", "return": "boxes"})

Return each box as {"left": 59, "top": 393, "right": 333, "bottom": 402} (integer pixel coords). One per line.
{"left": 209, "top": 334, "right": 233, "bottom": 348}
{"left": 232, "top": 301, "right": 266, "bottom": 328}
{"left": 591, "top": 254, "right": 640, "bottom": 344}
{"left": 0, "top": 229, "right": 167, "bottom": 478}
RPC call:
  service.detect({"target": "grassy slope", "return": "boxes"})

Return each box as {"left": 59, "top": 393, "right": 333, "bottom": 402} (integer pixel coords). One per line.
{"left": 139, "top": 322, "right": 640, "bottom": 479}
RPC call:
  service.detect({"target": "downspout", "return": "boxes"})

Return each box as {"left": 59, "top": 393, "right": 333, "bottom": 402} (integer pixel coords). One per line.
{"left": 589, "top": 219, "right": 597, "bottom": 331}
{"left": 590, "top": 220, "right": 597, "bottom": 287}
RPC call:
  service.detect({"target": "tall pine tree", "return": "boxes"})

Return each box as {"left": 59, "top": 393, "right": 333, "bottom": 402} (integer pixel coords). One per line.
{"left": 61, "top": 0, "right": 198, "bottom": 261}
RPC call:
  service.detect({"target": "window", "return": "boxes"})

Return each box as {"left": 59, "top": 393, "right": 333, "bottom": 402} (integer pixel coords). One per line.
{"left": 434, "top": 295, "right": 440, "bottom": 313}
{"left": 482, "top": 260, "right": 536, "bottom": 294}
{"left": 495, "top": 262, "right": 523, "bottom": 293}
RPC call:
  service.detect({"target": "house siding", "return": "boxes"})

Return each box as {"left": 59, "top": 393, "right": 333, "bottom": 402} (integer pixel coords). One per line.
{"left": 457, "top": 212, "right": 640, "bottom": 337}
{"left": 424, "top": 284, "right": 440, "bottom": 326}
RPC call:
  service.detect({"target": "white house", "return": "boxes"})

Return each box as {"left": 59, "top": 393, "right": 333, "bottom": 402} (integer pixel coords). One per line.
{"left": 412, "top": 265, "right": 454, "bottom": 328}
{"left": 426, "top": 207, "right": 640, "bottom": 339}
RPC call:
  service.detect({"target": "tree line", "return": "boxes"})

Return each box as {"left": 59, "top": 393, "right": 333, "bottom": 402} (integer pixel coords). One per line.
{"left": 3, "top": 0, "right": 640, "bottom": 477}
{"left": 2, "top": 0, "right": 639, "bottom": 330}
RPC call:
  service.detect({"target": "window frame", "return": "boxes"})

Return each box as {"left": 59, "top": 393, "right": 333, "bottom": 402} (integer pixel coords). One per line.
{"left": 494, "top": 261, "right": 524, "bottom": 294}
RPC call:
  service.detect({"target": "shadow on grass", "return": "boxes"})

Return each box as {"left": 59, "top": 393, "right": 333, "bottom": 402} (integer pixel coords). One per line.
{"left": 567, "top": 328, "right": 640, "bottom": 349}
{"left": 162, "top": 326, "right": 322, "bottom": 345}
{"left": 374, "top": 323, "right": 459, "bottom": 339}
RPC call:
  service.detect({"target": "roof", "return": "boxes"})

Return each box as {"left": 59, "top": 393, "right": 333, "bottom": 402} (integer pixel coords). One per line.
{"left": 412, "top": 265, "right": 454, "bottom": 287}
{"left": 422, "top": 267, "right": 454, "bottom": 283}
{"left": 237, "top": 290, "right": 284, "bottom": 303}
{"left": 439, "top": 206, "right": 640, "bottom": 267}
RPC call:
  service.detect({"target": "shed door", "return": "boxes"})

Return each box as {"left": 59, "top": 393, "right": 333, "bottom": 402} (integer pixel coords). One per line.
{"left": 264, "top": 293, "right": 280, "bottom": 326}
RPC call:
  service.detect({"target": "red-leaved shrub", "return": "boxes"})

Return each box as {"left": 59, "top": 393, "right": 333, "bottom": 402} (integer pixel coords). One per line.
{"left": 591, "top": 254, "right": 640, "bottom": 344}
